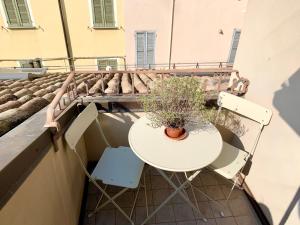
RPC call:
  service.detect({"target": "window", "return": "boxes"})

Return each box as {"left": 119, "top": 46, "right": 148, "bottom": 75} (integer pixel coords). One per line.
{"left": 19, "top": 59, "right": 42, "bottom": 68}
{"left": 228, "top": 29, "right": 241, "bottom": 64}
{"left": 92, "top": 0, "right": 115, "bottom": 28}
{"left": 97, "top": 58, "right": 118, "bottom": 70}
{"left": 1, "top": 0, "right": 32, "bottom": 27}
{"left": 136, "top": 31, "right": 155, "bottom": 68}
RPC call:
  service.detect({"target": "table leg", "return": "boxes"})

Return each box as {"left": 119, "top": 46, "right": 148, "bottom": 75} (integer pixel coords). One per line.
{"left": 158, "top": 169, "right": 207, "bottom": 222}
{"left": 140, "top": 169, "right": 207, "bottom": 225}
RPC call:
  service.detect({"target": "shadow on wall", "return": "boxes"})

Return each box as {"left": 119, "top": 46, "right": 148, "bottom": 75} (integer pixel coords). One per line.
{"left": 259, "top": 203, "right": 273, "bottom": 225}
{"left": 273, "top": 70, "right": 300, "bottom": 223}
{"left": 279, "top": 187, "right": 300, "bottom": 225}
{"left": 273, "top": 68, "right": 300, "bottom": 136}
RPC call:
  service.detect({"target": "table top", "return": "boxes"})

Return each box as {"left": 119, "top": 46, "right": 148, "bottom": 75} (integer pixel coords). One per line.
{"left": 128, "top": 116, "right": 223, "bottom": 172}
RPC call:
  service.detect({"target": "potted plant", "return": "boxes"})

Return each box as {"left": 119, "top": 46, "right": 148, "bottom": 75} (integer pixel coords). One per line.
{"left": 140, "top": 76, "right": 213, "bottom": 139}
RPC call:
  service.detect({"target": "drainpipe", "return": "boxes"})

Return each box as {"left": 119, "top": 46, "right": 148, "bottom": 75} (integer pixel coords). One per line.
{"left": 58, "top": 0, "right": 74, "bottom": 71}
{"left": 168, "top": 0, "right": 175, "bottom": 69}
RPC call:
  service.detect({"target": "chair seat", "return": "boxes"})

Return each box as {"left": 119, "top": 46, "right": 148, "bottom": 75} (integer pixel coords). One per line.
{"left": 91, "top": 146, "right": 144, "bottom": 188}
{"left": 209, "top": 142, "right": 249, "bottom": 179}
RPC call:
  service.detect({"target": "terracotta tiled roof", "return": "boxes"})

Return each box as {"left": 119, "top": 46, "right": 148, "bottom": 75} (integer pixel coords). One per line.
{"left": 0, "top": 72, "right": 233, "bottom": 136}
{"left": 0, "top": 73, "right": 70, "bottom": 136}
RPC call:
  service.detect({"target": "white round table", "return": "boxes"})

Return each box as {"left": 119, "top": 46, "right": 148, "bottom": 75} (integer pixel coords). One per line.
{"left": 128, "top": 116, "right": 224, "bottom": 224}
{"left": 128, "top": 116, "right": 223, "bottom": 172}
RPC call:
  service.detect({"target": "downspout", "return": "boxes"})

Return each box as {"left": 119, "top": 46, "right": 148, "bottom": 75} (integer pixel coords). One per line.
{"left": 168, "top": 0, "right": 175, "bottom": 69}
{"left": 58, "top": 0, "right": 74, "bottom": 71}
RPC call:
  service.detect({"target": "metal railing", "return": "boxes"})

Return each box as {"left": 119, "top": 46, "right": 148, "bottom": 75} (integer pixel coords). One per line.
{"left": 0, "top": 57, "right": 233, "bottom": 71}
{"left": 44, "top": 71, "right": 77, "bottom": 131}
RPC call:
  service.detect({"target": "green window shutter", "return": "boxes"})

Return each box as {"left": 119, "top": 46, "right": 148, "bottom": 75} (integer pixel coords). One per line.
{"left": 92, "top": 0, "right": 115, "bottom": 27}
{"left": 136, "top": 32, "right": 146, "bottom": 68}
{"left": 146, "top": 32, "right": 155, "bottom": 66}
{"left": 19, "top": 60, "right": 34, "bottom": 68}
{"left": 108, "top": 59, "right": 117, "bottom": 70}
{"left": 93, "top": 0, "right": 104, "bottom": 27}
{"left": 98, "top": 59, "right": 118, "bottom": 70}
{"left": 228, "top": 29, "right": 241, "bottom": 63}
{"left": 3, "top": 0, "right": 32, "bottom": 27}
{"left": 3, "top": 0, "right": 18, "bottom": 26}
{"left": 98, "top": 59, "right": 107, "bottom": 70}
{"left": 16, "top": 0, "right": 31, "bottom": 26}
{"left": 33, "top": 59, "right": 42, "bottom": 68}
{"left": 104, "top": 0, "right": 114, "bottom": 27}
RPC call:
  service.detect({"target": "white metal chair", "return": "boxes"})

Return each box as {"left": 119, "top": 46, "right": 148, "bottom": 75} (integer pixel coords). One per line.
{"left": 65, "top": 103, "right": 145, "bottom": 224}
{"left": 210, "top": 91, "right": 272, "bottom": 200}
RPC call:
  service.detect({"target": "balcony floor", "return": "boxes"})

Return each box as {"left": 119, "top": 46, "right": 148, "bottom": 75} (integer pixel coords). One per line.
{"left": 83, "top": 167, "right": 261, "bottom": 225}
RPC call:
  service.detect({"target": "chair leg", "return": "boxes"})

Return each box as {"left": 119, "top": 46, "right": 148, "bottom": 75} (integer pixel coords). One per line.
{"left": 130, "top": 182, "right": 141, "bottom": 219}
{"left": 175, "top": 173, "right": 189, "bottom": 197}
{"left": 188, "top": 182, "right": 202, "bottom": 218}
{"left": 89, "top": 188, "right": 135, "bottom": 224}
{"left": 226, "top": 176, "right": 239, "bottom": 202}
{"left": 94, "top": 184, "right": 108, "bottom": 211}
{"left": 90, "top": 188, "right": 128, "bottom": 216}
{"left": 74, "top": 150, "right": 135, "bottom": 224}
{"left": 143, "top": 169, "right": 149, "bottom": 217}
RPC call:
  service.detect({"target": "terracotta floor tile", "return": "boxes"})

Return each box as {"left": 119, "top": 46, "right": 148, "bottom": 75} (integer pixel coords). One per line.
{"left": 86, "top": 194, "right": 98, "bottom": 211}
{"left": 191, "top": 176, "right": 203, "bottom": 187}
{"left": 115, "top": 207, "right": 134, "bottom": 225}
{"left": 193, "top": 201, "right": 214, "bottom": 219}
{"left": 209, "top": 200, "right": 233, "bottom": 218}
{"left": 83, "top": 213, "right": 96, "bottom": 225}
{"left": 135, "top": 206, "right": 155, "bottom": 225}
{"left": 115, "top": 191, "right": 135, "bottom": 207}
{"left": 187, "top": 186, "right": 208, "bottom": 202}
{"left": 84, "top": 167, "right": 261, "bottom": 225}
{"left": 153, "top": 189, "right": 173, "bottom": 205}
{"left": 155, "top": 205, "right": 175, "bottom": 223}
{"left": 177, "top": 221, "right": 197, "bottom": 225}
{"left": 173, "top": 203, "right": 195, "bottom": 221}
{"left": 235, "top": 215, "right": 260, "bottom": 225}
{"left": 151, "top": 175, "right": 169, "bottom": 189}
{"left": 136, "top": 190, "right": 153, "bottom": 207}
{"left": 204, "top": 185, "right": 225, "bottom": 200}
{"left": 228, "top": 198, "right": 252, "bottom": 217}
{"left": 95, "top": 209, "right": 115, "bottom": 225}
{"left": 196, "top": 218, "right": 217, "bottom": 225}
{"left": 215, "top": 217, "right": 237, "bottom": 225}
{"left": 220, "top": 184, "right": 245, "bottom": 200}
{"left": 200, "top": 173, "right": 218, "bottom": 186}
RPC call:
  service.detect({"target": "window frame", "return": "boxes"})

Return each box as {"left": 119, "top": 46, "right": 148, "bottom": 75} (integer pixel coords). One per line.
{"left": 0, "top": 0, "right": 35, "bottom": 29}
{"left": 96, "top": 58, "right": 118, "bottom": 70}
{"left": 89, "top": 0, "right": 118, "bottom": 29}
{"left": 135, "top": 31, "right": 156, "bottom": 68}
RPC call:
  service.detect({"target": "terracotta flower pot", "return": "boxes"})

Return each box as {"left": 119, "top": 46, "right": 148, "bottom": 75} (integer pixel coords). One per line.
{"left": 165, "top": 127, "right": 184, "bottom": 138}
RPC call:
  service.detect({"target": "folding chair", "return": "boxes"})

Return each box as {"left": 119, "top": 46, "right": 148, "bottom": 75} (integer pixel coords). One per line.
{"left": 65, "top": 103, "right": 145, "bottom": 225}
{"left": 209, "top": 91, "right": 272, "bottom": 200}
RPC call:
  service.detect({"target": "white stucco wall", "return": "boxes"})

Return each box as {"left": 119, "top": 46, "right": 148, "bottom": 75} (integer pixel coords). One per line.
{"left": 234, "top": 0, "right": 300, "bottom": 224}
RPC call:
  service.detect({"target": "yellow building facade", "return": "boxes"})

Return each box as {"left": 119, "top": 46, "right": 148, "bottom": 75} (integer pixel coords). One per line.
{"left": 0, "top": 0, "right": 125, "bottom": 71}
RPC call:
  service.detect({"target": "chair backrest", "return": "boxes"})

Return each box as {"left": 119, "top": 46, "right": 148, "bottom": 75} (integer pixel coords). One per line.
{"left": 65, "top": 103, "right": 100, "bottom": 150}
{"left": 217, "top": 91, "right": 272, "bottom": 126}
{"left": 217, "top": 91, "right": 272, "bottom": 156}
